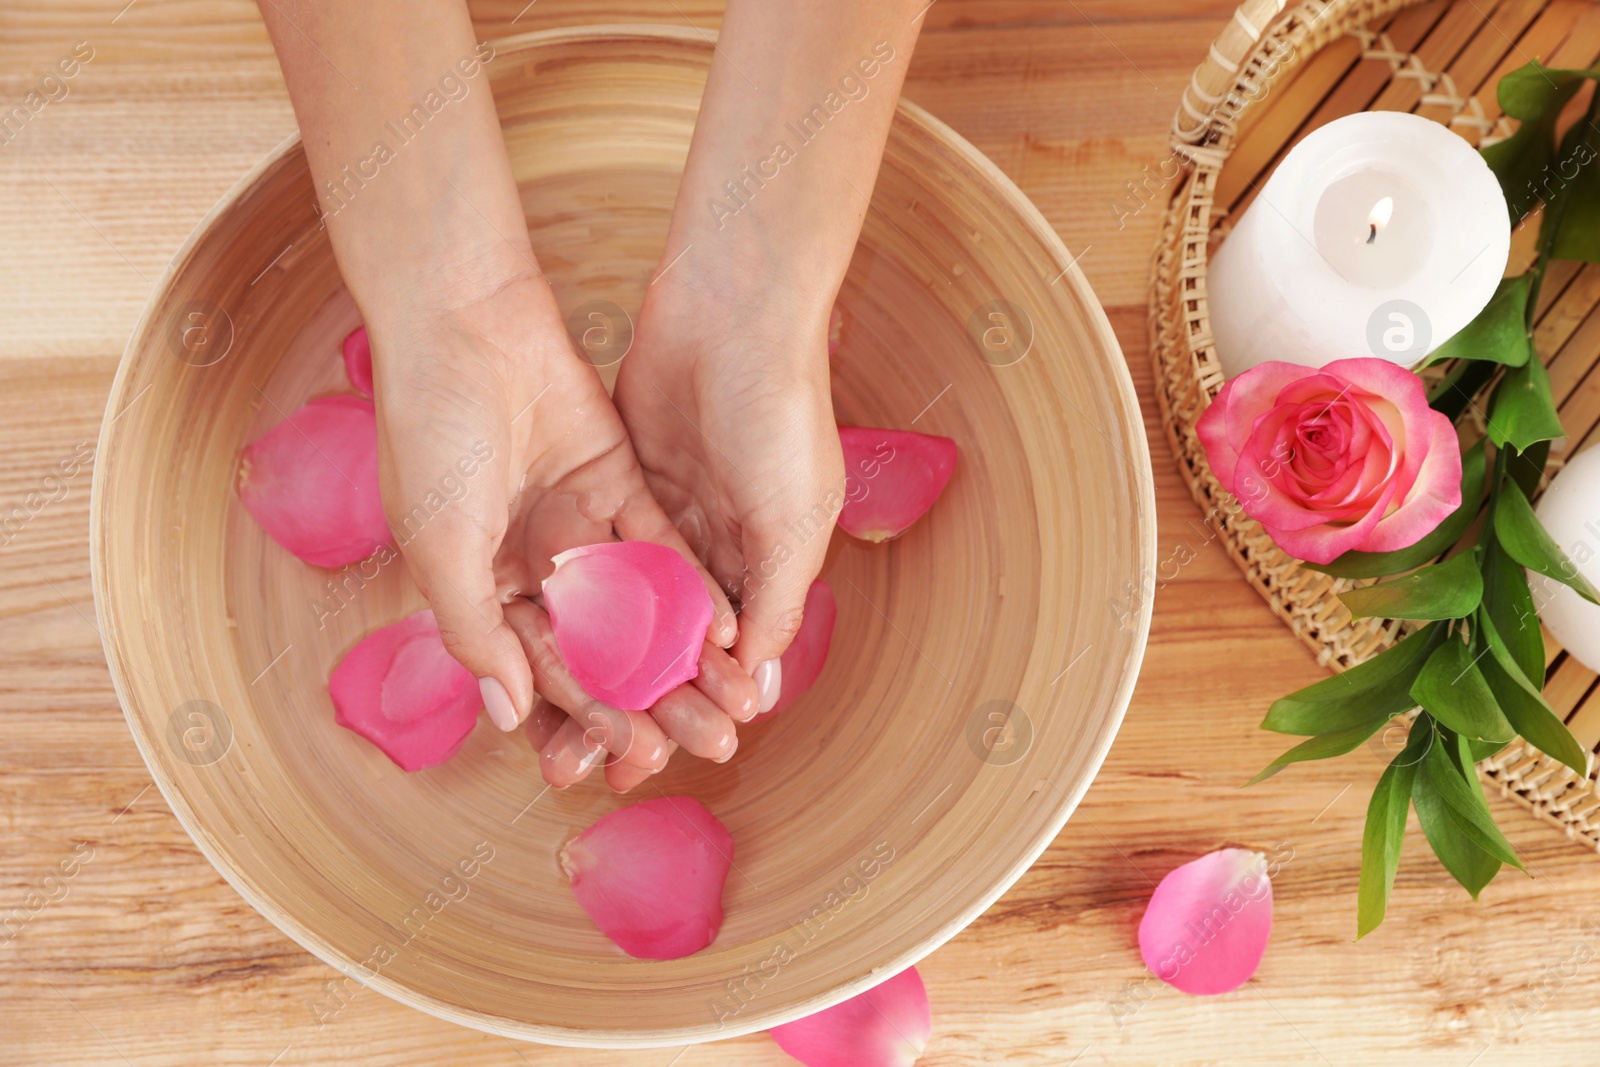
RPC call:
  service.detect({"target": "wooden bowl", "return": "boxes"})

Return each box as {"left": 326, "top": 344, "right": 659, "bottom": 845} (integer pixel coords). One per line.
{"left": 91, "top": 25, "right": 1153, "bottom": 1048}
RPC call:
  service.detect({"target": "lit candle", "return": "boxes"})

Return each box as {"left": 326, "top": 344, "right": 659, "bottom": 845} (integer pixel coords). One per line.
{"left": 1208, "top": 111, "right": 1510, "bottom": 379}
{"left": 1531, "top": 445, "right": 1600, "bottom": 673}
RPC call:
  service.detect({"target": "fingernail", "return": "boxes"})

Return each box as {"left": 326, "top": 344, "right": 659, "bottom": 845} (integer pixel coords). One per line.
{"left": 480, "top": 676, "right": 518, "bottom": 732}
{"left": 754, "top": 658, "right": 782, "bottom": 713}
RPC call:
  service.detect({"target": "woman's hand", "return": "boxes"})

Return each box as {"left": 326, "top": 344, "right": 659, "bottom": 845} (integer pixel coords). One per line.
{"left": 614, "top": 275, "right": 845, "bottom": 702}
{"left": 610, "top": 0, "right": 923, "bottom": 696}
{"left": 367, "top": 266, "right": 743, "bottom": 753}
{"left": 258, "top": 0, "right": 757, "bottom": 789}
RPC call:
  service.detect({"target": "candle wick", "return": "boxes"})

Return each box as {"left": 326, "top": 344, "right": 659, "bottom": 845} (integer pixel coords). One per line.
{"left": 1367, "top": 223, "right": 1378, "bottom": 245}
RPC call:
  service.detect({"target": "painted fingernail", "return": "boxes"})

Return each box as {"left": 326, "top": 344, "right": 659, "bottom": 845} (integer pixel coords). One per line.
{"left": 754, "top": 658, "right": 782, "bottom": 713}
{"left": 480, "top": 676, "right": 518, "bottom": 732}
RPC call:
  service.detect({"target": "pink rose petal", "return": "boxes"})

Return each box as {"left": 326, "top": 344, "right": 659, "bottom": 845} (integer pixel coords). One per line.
{"left": 560, "top": 796, "right": 732, "bottom": 959}
{"left": 769, "top": 966, "right": 932, "bottom": 1067}
{"left": 342, "top": 325, "right": 373, "bottom": 398}
{"left": 329, "top": 610, "right": 481, "bottom": 772}
{"left": 541, "top": 541, "right": 714, "bottom": 711}
{"left": 753, "top": 579, "right": 836, "bottom": 723}
{"left": 1138, "top": 848, "right": 1273, "bottom": 995}
{"left": 837, "top": 427, "right": 957, "bottom": 542}
{"left": 237, "top": 394, "right": 393, "bottom": 568}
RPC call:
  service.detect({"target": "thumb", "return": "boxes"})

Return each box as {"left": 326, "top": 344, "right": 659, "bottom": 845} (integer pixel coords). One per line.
{"left": 730, "top": 532, "right": 824, "bottom": 714}
{"left": 399, "top": 511, "right": 534, "bottom": 733}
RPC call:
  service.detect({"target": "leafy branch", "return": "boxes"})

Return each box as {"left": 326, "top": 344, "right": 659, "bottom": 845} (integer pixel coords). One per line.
{"left": 1257, "top": 61, "right": 1600, "bottom": 937}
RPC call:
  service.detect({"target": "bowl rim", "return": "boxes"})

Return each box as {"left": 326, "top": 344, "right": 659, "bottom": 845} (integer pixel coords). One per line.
{"left": 90, "top": 22, "right": 1156, "bottom": 1048}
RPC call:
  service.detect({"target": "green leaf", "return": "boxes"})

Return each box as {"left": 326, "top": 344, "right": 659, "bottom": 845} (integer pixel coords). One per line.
{"left": 1497, "top": 63, "right": 1599, "bottom": 120}
{"left": 1338, "top": 551, "right": 1484, "bottom": 621}
{"left": 1552, "top": 118, "right": 1600, "bottom": 264}
{"left": 1410, "top": 637, "right": 1516, "bottom": 743}
{"left": 1309, "top": 442, "right": 1487, "bottom": 579}
{"left": 1487, "top": 358, "right": 1565, "bottom": 451}
{"left": 1494, "top": 477, "right": 1600, "bottom": 604}
{"left": 1507, "top": 440, "right": 1549, "bottom": 501}
{"left": 1357, "top": 716, "right": 1429, "bottom": 938}
{"left": 1478, "top": 609, "right": 1590, "bottom": 775}
{"left": 1484, "top": 64, "right": 1587, "bottom": 222}
{"left": 1248, "top": 718, "right": 1391, "bottom": 785}
{"left": 1430, "top": 361, "right": 1499, "bottom": 423}
{"left": 1423, "top": 275, "right": 1532, "bottom": 368}
{"left": 1420, "top": 736, "right": 1527, "bottom": 872}
{"left": 1468, "top": 736, "right": 1512, "bottom": 762}
{"left": 1261, "top": 624, "right": 1441, "bottom": 735}
{"left": 1413, "top": 747, "right": 1502, "bottom": 898}
{"left": 1481, "top": 539, "right": 1545, "bottom": 683}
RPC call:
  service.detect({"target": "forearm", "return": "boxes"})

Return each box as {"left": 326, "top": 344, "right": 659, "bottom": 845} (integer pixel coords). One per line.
{"left": 665, "top": 0, "right": 926, "bottom": 315}
{"left": 256, "top": 1, "right": 533, "bottom": 321}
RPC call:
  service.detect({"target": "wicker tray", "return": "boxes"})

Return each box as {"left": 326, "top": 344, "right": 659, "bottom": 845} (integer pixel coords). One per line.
{"left": 1151, "top": 0, "right": 1600, "bottom": 849}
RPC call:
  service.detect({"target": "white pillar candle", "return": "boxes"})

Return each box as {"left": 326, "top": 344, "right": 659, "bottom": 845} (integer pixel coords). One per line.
{"left": 1208, "top": 111, "right": 1510, "bottom": 380}
{"left": 1532, "top": 445, "right": 1600, "bottom": 674}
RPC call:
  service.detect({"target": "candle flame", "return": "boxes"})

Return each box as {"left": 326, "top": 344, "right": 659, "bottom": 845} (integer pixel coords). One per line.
{"left": 1368, "top": 196, "right": 1395, "bottom": 232}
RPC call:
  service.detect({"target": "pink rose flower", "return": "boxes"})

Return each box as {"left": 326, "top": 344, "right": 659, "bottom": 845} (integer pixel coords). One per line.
{"left": 1196, "top": 358, "right": 1462, "bottom": 565}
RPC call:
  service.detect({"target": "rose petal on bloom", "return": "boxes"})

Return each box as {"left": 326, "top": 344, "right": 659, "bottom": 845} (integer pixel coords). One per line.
{"left": 541, "top": 541, "right": 714, "bottom": 711}
{"left": 1364, "top": 407, "right": 1464, "bottom": 552}
{"left": 342, "top": 325, "right": 373, "bottom": 397}
{"left": 1254, "top": 398, "right": 1394, "bottom": 520}
{"left": 837, "top": 427, "right": 957, "bottom": 542}
{"left": 753, "top": 579, "right": 836, "bottom": 723}
{"left": 560, "top": 796, "right": 732, "bottom": 959}
{"left": 1266, "top": 476, "right": 1402, "bottom": 564}
{"left": 1317, "top": 359, "right": 1463, "bottom": 554}
{"left": 1138, "top": 848, "right": 1273, "bottom": 996}
{"left": 1197, "top": 362, "right": 1314, "bottom": 495}
{"left": 828, "top": 304, "right": 845, "bottom": 358}
{"left": 237, "top": 395, "right": 393, "bottom": 568}
{"left": 769, "top": 966, "right": 932, "bottom": 1067}
{"left": 329, "top": 610, "right": 481, "bottom": 772}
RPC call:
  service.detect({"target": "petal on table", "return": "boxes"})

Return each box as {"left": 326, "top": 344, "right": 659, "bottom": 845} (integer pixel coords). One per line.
{"left": 1138, "top": 848, "right": 1273, "bottom": 995}
{"left": 769, "top": 966, "right": 932, "bottom": 1067}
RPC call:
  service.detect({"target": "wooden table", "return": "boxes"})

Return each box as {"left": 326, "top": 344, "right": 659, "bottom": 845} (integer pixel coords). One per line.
{"left": 5, "top": 1, "right": 1599, "bottom": 1063}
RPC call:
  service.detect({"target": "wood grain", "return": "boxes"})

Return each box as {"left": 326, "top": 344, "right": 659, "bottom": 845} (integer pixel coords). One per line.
{"left": 5, "top": 1, "right": 1600, "bottom": 1065}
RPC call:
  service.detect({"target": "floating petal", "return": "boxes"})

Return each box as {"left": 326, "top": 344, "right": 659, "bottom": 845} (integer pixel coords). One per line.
{"left": 754, "top": 579, "right": 837, "bottom": 722}
{"left": 329, "top": 610, "right": 480, "bottom": 771}
{"left": 837, "top": 427, "right": 957, "bottom": 542}
{"left": 343, "top": 325, "right": 373, "bottom": 397}
{"left": 560, "top": 796, "right": 732, "bottom": 959}
{"left": 237, "top": 395, "right": 392, "bottom": 568}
